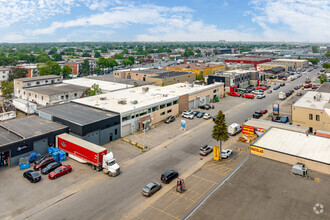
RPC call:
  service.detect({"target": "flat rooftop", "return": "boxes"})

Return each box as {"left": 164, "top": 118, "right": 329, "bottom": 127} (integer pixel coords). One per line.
{"left": 292, "top": 91, "right": 330, "bottom": 110}
{"left": 253, "top": 127, "right": 330, "bottom": 164}
{"left": 15, "top": 75, "right": 60, "bottom": 82}
{"left": 225, "top": 57, "right": 270, "bottom": 61}
{"left": 25, "top": 83, "right": 88, "bottom": 95}
{"left": 274, "top": 58, "right": 308, "bottom": 63}
{"left": 63, "top": 78, "right": 133, "bottom": 92}
{"left": 244, "top": 118, "right": 309, "bottom": 133}
{"left": 0, "top": 127, "right": 22, "bottom": 146}
{"left": 216, "top": 69, "right": 257, "bottom": 76}
{"left": 0, "top": 116, "right": 67, "bottom": 140}
{"left": 151, "top": 71, "right": 194, "bottom": 78}
{"left": 316, "top": 82, "right": 330, "bottom": 93}
{"left": 168, "top": 63, "right": 224, "bottom": 70}
{"left": 259, "top": 62, "right": 293, "bottom": 66}
{"left": 190, "top": 156, "right": 330, "bottom": 220}
{"left": 38, "top": 103, "right": 118, "bottom": 126}
{"left": 88, "top": 75, "right": 154, "bottom": 86}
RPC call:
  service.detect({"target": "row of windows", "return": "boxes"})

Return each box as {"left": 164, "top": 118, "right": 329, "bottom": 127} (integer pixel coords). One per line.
{"left": 309, "top": 114, "right": 320, "bottom": 121}
{"left": 160, "top": 109, "right": 172, "bottom": 116}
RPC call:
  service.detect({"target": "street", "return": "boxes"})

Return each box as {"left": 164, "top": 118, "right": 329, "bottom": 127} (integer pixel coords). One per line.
{"left": 15, "top": 68, "right": 320, "bottom": 220}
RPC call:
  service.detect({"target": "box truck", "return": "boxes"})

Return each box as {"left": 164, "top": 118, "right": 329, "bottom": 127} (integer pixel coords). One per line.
{"left": 56, "top": 133, "right": 120, "bottom": 177}
{"left": 227, "top": 123, "right": 242, "bottom": 136}
{"left": 279, "top": 91, "right": 286, "bottom": 100}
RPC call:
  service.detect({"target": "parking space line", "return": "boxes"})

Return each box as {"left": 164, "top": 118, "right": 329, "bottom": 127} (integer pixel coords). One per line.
{"left": 191, "top": 174, "right": 218, "bottom": 184}
{"left": 150, "top": 205, "right": 180, "bottom": 220}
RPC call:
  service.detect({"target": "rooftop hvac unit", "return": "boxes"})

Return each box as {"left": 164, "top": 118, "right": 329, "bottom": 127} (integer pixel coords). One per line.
{"left": 131, "top": 100, "right": 138, "bottom": 104}
{"left": 314, "top": 92, "right": 322, "bottom": 101}
{"left": 142, "top": 87, "right": 149, "bottom": 92}
{"left": 163, "top": 94, "right": 168, "bottom": 97}
{"left": 118, "top": 99, "right": 127, "bottom": 105}
{"left": 292, "top": 163, "right": 307, "bottom": 177}
{"left": 100, "top": 97, "right": 107, "bottom": 100}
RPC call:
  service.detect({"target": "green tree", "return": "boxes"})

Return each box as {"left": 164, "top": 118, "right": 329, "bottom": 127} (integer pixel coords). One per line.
{"left": 82, "top": 52, "right": 91, "bottom": 57}
{"left": 114, "top": 53, "right": 124, "bottom": 59}
{"left": 108, "top": 58, "right": 118, "bottom": 70}
{"left": 8, "top": 68, "right": 28, "bottom": 81}
{"left": 97, "top": 57, "right": 108, "bottom": 69}
{"left": 147, "top": 55, "right": 152, "bottom": 59}
{"left": 123, "top": 48, "right": 129, "bottom": 54}
{"left": 322, "top": 63, "right": 330, "bottom": 69}
{"left": 122, "top": 59, "right": 132, "bottom": 66}
{"left": 36, "top": 52, "right": 51, "bottom": 63}
{"left": 94, "top": 51, "right": 101, "bottom": 58}
{"left": 52, "top": 53, "right": 62, "bottom": 61}
{"left": 128, "top": 56, "right": 135, "bottom": 64}
{"left": 87, "top": 83, "right": 102, "bottom": 96}
{"left": 1, "top": 81, "right": 14, "bottom": 99}
{"left": 196, "top": 71, "right": 204, "bottom": 80}
{"left": 94, "top": 67, "right": 101, "bottom": 74}
{"left": 324, "top": 51, "right": 330, "bottom": 57}
{"left": 62, "top": 65, "right": 72, "bottom": 78}
{"left": 38, "top": 61, "right": 61, "bottom": 76}
{"left": 138, "top": 57, "right": 145, "bottom": 63}
{"left": 48, "top": 48, "right": 57, "bottom": 55}
{"left": 319, "top": 74, "right": 327, "bottom": 84}
{"left": 312, "top": 45, "right": 319, "bottom": 53}
{"left": 184, "top": 49, "right": 194, "bottom": 57}
{"left": 80, "top": 59, "right": 90, "bottom": 76}
{"left": 212, "top": 110, "right": 229, "bottom": 160}
{"left": 307, "top": 58, "right": 320, "bottom": 65}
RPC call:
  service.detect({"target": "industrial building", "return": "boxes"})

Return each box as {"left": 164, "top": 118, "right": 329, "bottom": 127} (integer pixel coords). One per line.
{"left": 0, "top": 116, "right": 68, "bottom": 167}
{"left": 164, "top": 63, "right": 225, "bottom": 77}
{"left": 292, "top": 91, "right": 330, "bottom": 133}
{"left": 272, "top": 59, "right": 309, "bottom": 69}
{"left": 251, "top": 127, "right": 330, "bottom": 175}
{"left": 88, "top": 74, "right": 154, "bottom": 86}
{"left": 257, "top": 62, "right": 294, "bottom": 72}
{"left": 224, "top": 57, "right": 271, "bottom": 68}
{"left": 63, "top": 78, "right": 133, "bottom": 92}
{"left": 38, "top": 103, "right": 120, "bottom": 145}
{"left": 73, "top": 82, "right": 224, "bottom": 136}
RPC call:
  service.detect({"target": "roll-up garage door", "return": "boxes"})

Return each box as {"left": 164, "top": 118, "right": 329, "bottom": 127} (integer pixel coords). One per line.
{"left": 121, "top": 124, "right": 131, "bottom": 137}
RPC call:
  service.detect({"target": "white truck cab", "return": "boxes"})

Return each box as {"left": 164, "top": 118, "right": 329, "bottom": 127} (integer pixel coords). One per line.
{"left": 102, "top": 152, "right": 120, "bottom": 176}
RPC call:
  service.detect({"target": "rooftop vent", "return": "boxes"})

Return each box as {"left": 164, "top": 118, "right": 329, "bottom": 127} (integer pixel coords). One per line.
{"left": 131, "top": 100, "right": 138, "bottom": 104}
{"left": 163, "top": 94, "right": 168, "bottom": 97}
{"left": 314, "top": 92, "right": 322, "bottom": 101}
{"left": 142, "top": 87, "right": 149, "bottom": 92}
{"left": 100, "top": 97, "right": 107, "bottom": 100}
{"left": 118, "top": 99, "right": 127, "bottom": 105}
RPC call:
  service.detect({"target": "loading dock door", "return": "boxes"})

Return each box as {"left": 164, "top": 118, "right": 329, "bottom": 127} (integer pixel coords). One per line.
{"left": 121, "top": 124, "right": 131, "bottom": 137}
{"left": 33, "top": 138, "right": 48, "bottom": 155}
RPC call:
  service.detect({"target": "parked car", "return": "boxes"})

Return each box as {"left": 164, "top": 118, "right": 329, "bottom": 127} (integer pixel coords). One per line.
{"left": 23, "top": 170, "right": 41, "bottom": 183}
{"left": 48, "top": 165, "right": 72, "bottom": 180}
{"left": 280, "top": 83, "right": 285, "bottom": 86}
{"left": 161, "top": 170, "right": 179, "bottom": 184}
{"left": 203, "top": 113, "right": 211, "bottom": 120}
{"left": 304, "top": 84, "right": 312, "bottom": 88}
{"left": 228, "top": 92, "right": 241, "bottom": 97}
{"left": 242, "top": 94, "right": 254, "bottom": 99}
{"left": 196, "top": 112, "right": 205, "bottom": 118}
{"left": 267, "top": 90, "right": 272, "bottom": 94}
{"left": 192, "top": 111, "right": 200, "bottom": 117}
{"left": 297, "top": 92, "right": 303, "bottom": 96}
{"left": 281, "top": 116, "right": 289, "bottom": 123}
{"left": 272, "top": 116, "right": 281, "bottom": 122}
{"left": 164, "top": 116, "right": 175, "bottom": 124}
{"left": 260, "top": 109, "right": 268, "bottom": 114}
{"left": 142, "top": 182, "right": 162, "bottom": 197}
{"left": 205, "top": 104, "right": 214, "bottom": 109}
{"left": 34, "top": 156, "right": 55, "bottom": 171}
{"left": 198, "top": 105, "right": 210, "bottom": 110}
{"left": 221, "top": 149, "right": 233, "bottom": 159}
{"left": 282, "top": 77, "right": 287, "bottom": 81}
{"left": 200, "top": 145, "right": 213, "bottom": 156}
{"left": 256, "top": 94, "right": 265, "bottom": 99}
{"left": 182, "top": 110, "right": 192, "bottom": 116}
{"left": 34, "top": 154, "right": 51, "bottom": 164}
{"left": 273, "top": 86, "right": 280, "bottom": 90}
{"left": 41, "top": 162, "right": 62, "bottom": 175}
{"left": 252, "top": 90, "right": 263, "bottom": 95}
{"left": 253, "top": 111, "right": 263, "bottom": 119}
{"left": 182, "top": 113, "right": 194, "bottom": 119}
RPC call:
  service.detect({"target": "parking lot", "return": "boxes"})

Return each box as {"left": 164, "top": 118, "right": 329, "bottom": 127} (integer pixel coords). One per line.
{"left": 189, "top": 156, "right": 330, "bottom": 220}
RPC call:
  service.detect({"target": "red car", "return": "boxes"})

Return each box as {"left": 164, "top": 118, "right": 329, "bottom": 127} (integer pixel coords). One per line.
{"left": 304, "top": 84, "right": 312, "bottom": 88}
{"left": 282, "top": 77, "right": 287, "bottom": 81}
{"left": 48, "top": 165, "right": 72, "bottom": 180}
{"left": 260, "top": 109, "right": 268, "bottom": 114}
{"left": 255, "top": 87, "right": 267, "bottom": 91}
{"left": 34, "top": 156, "right": 55, "bottom": 171}
{"left": 228, "top": 92, "right": 241, "bottom": 97}
{"left": 242, "top": 94, "right": 254, "bottom": 99}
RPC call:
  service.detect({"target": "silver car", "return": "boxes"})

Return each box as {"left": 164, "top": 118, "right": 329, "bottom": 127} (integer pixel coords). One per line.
{"left": 142, "top": 182, "right": 162, "bottom": 197}
{"left": 200, "top": 145, "right": 213, "bottom": 156}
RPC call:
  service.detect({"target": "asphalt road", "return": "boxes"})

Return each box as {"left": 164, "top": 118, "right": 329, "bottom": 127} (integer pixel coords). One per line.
{"left": 28, "top": 68, "right": 320, "bottom": 220}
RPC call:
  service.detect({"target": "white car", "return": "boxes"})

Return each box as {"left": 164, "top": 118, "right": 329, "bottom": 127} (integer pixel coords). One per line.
{"left": 256, "top": 94, "right": 266, "bottom": 99}
{"left": 252, "top": 90, "right": 263, "bottom": 95}
{"left": 182, "top": 113, "right": 194, "bottom": 119}
{"left": 181, "top": 110, "right": 192, "bottom": 117}
{"left": 203, "top": 113, "right": 211, "bottom": 120}
{"left": 221, "top": 149, "right": 233, "bottom": 159}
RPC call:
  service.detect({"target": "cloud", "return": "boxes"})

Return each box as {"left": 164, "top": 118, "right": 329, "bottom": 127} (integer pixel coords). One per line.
{"left": 1, "top": 33, "right": 27, "bottom": 42}
{"left": 250, "top": 0, "right": 330, "bottom": 42}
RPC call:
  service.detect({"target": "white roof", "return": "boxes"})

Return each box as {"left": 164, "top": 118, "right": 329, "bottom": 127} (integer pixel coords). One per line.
{"left": 274, "top": 59, "right": 308, "bottom": 63}
{"left": 63, "top": 78, "right": 133, "bottom": 92}
{"left": 253, "top": 127, "right": 330, "bottom": 164}
{"left": 293, "top": 91, "right": 330, "bottom": 110}
{"left": 114, "top": 67, "right": 150, "bottom": 72}
{"left": 154, "top": 82, "right": 224, "bottom": 96}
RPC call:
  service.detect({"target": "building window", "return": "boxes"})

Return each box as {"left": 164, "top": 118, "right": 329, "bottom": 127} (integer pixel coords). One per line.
{"left": 115, "top": 129, "right": 118, "bottom": 135}
{"left": 167, "top": 102, "right": 172, "bottom": 107}
{"left": 152, "top": 106, "right": 159, "bottom": 112}
{"left": 173, "top": 100, "right": 178, "bottom": 105}
{"left": 309, "top": 114, "right": 313, "bottom": 120}
{"left": 36, "top": 82, "right": 40, "bottom": 85}
{"left": 160, "top": 112, "right": 165, "bottom": 116}
{"left": 74, "top": 93, "right": 77, "bottom": 97}
{"left": 213, "top": 89, "right": 217, "bottom": 93}
{"left": 61, "top": 96, "right": 64, "bottom": 99}
{"left": 160, "top": 104, "right": 165, "bottom": 109}
{"left": 140, "top": 111, "right": 147, "bottom": 116}
{"left": 42, "top": 96, "right": 43, "bottom": 100}
{"left": 316, "top": 115, "right": 320, "bottom": 121}
{"left": 167, "top": 109, "right": 172, "bottom": 113}
{"left": 66, "top": 95, "right": 69, "bottom": 99}
{"left": 148, "top": 108, "right": 151, "bottom": 113}
{"left": 122, "top": 115, "right": 131, "bottom": 122}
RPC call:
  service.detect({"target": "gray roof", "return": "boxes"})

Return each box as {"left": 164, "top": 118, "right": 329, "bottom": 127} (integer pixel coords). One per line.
{"left": 38, "top": 103, "right": 118, "bottom": 126}
{"left": 225, "top": 57, "right": 270, "bottom": 61}
{"left": 316, "top": 82, "right": 330, "bottom": 93}
{"left": 0, "top": 127, "right": 22, "bottom": 146}
{"left": 88, "top": 75, "right": 154, "bottom": 86}
{"left": 0, "top": 116, "right": 67, "bottom": 140}
{"left": 151, "top": 71, "right": 194, "bottom": 79}
{"left": 265, "top": 67, "right": 285, "bottom": 73}
{"left": 26, "top": 83, "right": 88, "bottom": 95}
{"left": 15, "top": 75, "right": 60, "bottom": 82}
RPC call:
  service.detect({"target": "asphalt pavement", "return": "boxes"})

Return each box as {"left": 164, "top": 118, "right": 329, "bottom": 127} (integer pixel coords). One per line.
{"left": 14, "top": 68, "right": 320, "bottom": 220}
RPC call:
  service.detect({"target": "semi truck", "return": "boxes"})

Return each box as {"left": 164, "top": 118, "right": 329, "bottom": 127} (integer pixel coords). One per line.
{"left": 56, "top": 133, "right": 120, "bottom": 177}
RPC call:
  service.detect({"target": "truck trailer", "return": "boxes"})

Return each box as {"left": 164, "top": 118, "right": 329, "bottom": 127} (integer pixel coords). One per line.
{"left": 56, "top": 133, "right": 120, "bottom": 176}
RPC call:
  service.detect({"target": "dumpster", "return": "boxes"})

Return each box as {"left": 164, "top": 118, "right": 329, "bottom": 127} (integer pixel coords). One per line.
{"left": 19, "top": 157, "right": 30, "bottom": 170}
{"left": 59, "top": 150, "right": 66, "bottom": 161}
{"left": 29, "top": 152, "right": 41, "bottom": 163}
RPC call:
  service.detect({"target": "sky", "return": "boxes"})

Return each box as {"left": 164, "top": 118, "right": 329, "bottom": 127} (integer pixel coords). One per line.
{"left": 0, "top": 0, "right": 329, "bottom": 43}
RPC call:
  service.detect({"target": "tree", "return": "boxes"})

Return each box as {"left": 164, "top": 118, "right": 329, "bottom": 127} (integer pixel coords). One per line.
{"left": 122, "top": 59, "right": 132, "bottom": 66}
{"left": 108, "top": 58, "right": 118, "bottom": 70}
{"left": 52, "top": 53, "right": 62, "bottom": 61}
{"left": 307, "top": 58, "right": 320, "bottom": 65}
{"left": 128, "top": 56, "right": 135, "bottom": 64}
{"left": 87, "top": 83, "right": 102, "bottom": 96}
{"left": 94, "top": 51, "right": 101, "bottom": 58}
{"left": 97, "top": 57, "right": 108, "bottom": 69}
{"left": 82, "top": 52, "right": 91, "bottom": 57}
{"left": 212, "top": 110, "right": 229, "bottom": 160}
{"left": 122, "top": 48, "right": 129, "bottom": 54}
{"left": 324, "top": 51, "right": 330, "bottom": 57}
{"left": 94, "top": 67, "right": 101, "bottom": 74}
{"left": 114, "top": 53, "right": 124, "bottom": 59}
{"left": 36, "top": 52, "right": 51, "bottom": 63}
{"left": 322, "top": 62, "right": 330, "bottom": 69}
{"left": 8, "top": 68, "right": 27, "bottom": 81}
{"left": 184, "top": 49, "right": 194, "bottom": 57}
{"left": 1, "top": 81, "right": 14, "bottom": 99}
{"left": 312, "top": 45, "right": 318, "bottom": 53}
{"left": 147, "top": 55, "right": 152, "bottom": 59}
{"left": 80, "top": 59, "right": 90, "bottom": 76}
{"left": 62, "top": 65, "right": 72, "bottom": 78}
{"left": 38, "top": 61, "right": 61, "bottom": 76}
{"left": 319, "top": 74, "right": 327, "bottom": 84}
{"left": 138, "top": 57, "right": 145, "bottom": 63}
{"left": 196, "top": 71, "right": 204, "bottom": 80}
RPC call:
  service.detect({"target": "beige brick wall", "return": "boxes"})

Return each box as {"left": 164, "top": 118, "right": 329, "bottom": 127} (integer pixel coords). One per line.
{"left": 178, "top": 94, "right": 189, "bottom": 113}
{"left": 292, "top": 106, "right": 330, "bottom": 132}
{"left": 151, "top": 104, "right": 179, "bottom": 124}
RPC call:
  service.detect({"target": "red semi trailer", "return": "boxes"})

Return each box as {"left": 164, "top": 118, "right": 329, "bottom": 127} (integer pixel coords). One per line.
{"left": 56, "top": 133, "right": 120, "bottom": 176}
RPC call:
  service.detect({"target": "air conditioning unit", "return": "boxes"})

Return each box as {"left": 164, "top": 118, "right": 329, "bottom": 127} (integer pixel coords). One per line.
{"left": 100, "top": 97, "right": 107, "bottom": 100}
{"left": 131, "top": 100, "right": 138, "bottom": 104}
{"left": 142, "top": 87, "right": 149, "bottom": 92}
{"left": 118, "top": 99, "right": 127, "bottom": 104}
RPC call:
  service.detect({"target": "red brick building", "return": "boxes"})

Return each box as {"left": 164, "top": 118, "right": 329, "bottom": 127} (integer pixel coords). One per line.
{"left": 224, "top": 57, "right": 271, "bottom": 68}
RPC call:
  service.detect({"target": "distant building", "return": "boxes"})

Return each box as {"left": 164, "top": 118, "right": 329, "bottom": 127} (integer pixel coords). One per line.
{"left": 257, "top": 62, "right": 294, "bottom": 72}
{"left": 164, "top": 63, "right": 225, "bottom": 77}
{"left": 224, "top": 57, "right": 271, "bottom": 68}
{"left": 0, "top": 66, "right": 12, "bottom": 82}
{"left": 273, "top": 59, "right": 309, "bottom": 69}
{"left": 16, "top": 64, "right": 39, "bottom": 77}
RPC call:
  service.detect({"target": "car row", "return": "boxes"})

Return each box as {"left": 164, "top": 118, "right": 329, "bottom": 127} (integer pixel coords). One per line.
{"left": 272, "top": 115, "right": 289, "bottom": 123}
{"left": 142, "top": 170, "right": 179, "bottom": 197}
{"left": 198, "top": 104, "right": 214, "bottom": 110}
{"left": 285, "top": 89, "right": 294, "bottom": 97}
{"left": 252, "top": 109, "right": 268, "bottom": 119}
{"left": 182, "top": 110, "right": 212, "bottom": 120}
{"left": 199, "top": 145, "right": 233, "bottom": 159}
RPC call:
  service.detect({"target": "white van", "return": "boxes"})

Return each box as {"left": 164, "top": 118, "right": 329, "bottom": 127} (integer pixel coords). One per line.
{"left": 227, "top": 123, "right": 242, "bottom": 136}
